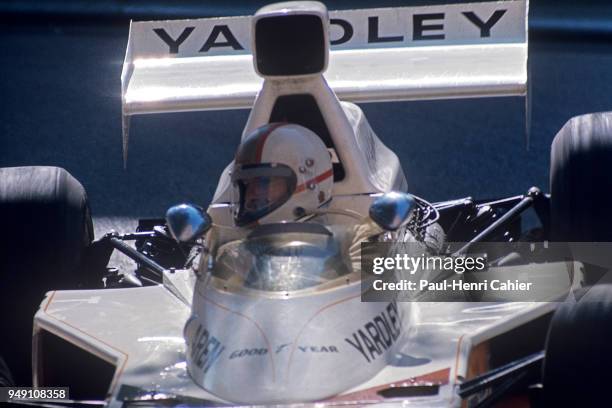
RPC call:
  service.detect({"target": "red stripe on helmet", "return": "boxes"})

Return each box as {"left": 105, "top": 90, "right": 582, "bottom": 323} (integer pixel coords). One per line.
{"left": 295, "top": 168, "right": 334, "bottom": 193}
{"left": 255, "top": 122, "right": 285, "bottom": 163}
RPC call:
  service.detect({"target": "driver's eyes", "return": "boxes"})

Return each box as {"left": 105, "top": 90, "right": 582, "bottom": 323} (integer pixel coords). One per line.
{"left": 247, "top": 178, "right": 270, "bottom": 189}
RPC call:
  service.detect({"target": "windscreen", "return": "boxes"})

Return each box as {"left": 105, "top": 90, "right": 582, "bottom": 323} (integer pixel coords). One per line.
{"left": 213, "top": 223, "right": 352, "bottom": 293}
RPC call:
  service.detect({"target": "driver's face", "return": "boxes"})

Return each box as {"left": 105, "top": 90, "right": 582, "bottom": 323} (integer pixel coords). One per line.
{"left": 244, "top": 176, "right": 288, "bottom": 211}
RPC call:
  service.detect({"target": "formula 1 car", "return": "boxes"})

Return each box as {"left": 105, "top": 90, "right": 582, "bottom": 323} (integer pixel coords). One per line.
{"left": 3, "top": 1, "right": 612, "bottom": 407}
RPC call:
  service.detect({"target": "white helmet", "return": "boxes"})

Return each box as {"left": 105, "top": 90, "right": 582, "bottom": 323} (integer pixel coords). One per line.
{"left": 231, "top": 123, "right": 333, "bottom": 227}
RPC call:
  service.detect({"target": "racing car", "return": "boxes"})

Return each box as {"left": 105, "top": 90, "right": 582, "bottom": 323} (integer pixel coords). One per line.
{"left": 2, "top": 1, "right": 612, "bottom": 407}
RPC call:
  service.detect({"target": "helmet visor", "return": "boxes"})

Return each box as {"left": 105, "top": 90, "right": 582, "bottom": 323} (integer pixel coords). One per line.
{"left": 232, "top": 164, "right": 297, "bottom": 227}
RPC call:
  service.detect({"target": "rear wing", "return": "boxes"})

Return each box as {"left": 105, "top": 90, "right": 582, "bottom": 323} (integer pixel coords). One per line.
{"left": 121, "top": 0, "right": 528, "bottom": 161}
{"left": 122, "top": 0, "right": 528, "bottom": 114}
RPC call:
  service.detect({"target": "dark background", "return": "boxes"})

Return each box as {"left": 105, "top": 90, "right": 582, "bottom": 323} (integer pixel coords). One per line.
{"left": 2, "top": 0, "right": 612, "bottom": 237}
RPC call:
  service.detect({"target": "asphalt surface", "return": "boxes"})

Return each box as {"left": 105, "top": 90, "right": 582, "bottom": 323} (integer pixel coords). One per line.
{"left": 2, "top": 22, "right": 612, "bottom": 240}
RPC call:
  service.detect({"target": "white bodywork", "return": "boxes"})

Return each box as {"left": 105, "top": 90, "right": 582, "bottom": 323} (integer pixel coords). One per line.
{"left": 33, "top": 262, "right": 578, "bottom": 407}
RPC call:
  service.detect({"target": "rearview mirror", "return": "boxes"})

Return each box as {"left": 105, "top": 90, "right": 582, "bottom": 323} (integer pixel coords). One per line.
{"left": 369, "top": 191, "right": 416, "bottom": 231}
{"left": 165, "top": 203, "right": 212, "bottom": 243}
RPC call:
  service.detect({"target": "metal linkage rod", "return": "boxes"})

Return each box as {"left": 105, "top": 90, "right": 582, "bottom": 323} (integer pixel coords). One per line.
{"left": 453, "top": 187, "right": 542, "bottom": 256}
{"left": 108, "top": 236, "right": 166, "bottom": 277}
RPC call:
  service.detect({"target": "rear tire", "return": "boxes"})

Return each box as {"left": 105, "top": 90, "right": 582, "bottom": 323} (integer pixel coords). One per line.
{"left": 550, "top": 112, "right": 612, "bottom": 241}
{"left": 550, "top": 112, "right": 612, "bottom": 285}
{"left": 542, "top": 285, "right": 612, "bottom": 407}
{"left": 0, "top": 166, "right": 93, "bottom": 385}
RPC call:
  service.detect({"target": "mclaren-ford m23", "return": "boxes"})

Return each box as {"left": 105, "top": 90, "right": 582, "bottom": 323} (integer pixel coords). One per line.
{"left": 4, "top": 1, "right": 612, "bottom": 407}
